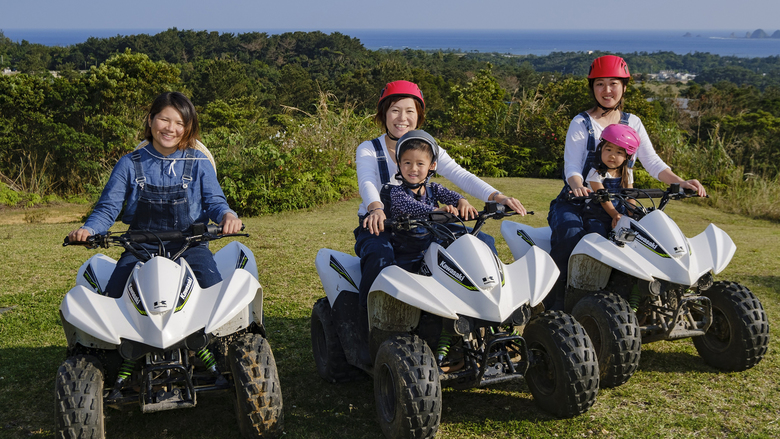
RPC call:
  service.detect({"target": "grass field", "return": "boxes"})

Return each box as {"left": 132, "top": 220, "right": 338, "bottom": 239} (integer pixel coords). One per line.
{"left": 0, "top": 177, "right": 777, "bottom": 438}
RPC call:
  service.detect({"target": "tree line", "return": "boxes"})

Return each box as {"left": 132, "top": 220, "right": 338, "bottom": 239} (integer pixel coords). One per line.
{"left": 1, "top": 29, "right": 779, "bottom": 220}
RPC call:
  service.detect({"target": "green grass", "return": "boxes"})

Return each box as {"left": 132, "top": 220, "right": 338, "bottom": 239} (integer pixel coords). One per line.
{"left": 0, "top": 177, "right": 778, "bottom": 438}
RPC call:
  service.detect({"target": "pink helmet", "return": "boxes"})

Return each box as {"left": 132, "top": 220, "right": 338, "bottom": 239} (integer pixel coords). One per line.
{"left": 588, "top": 55, "right": 630, "bottom": 79}
{"left": 600, "top": 124, "right": 640, "bottom": 155}
{"left": 378, "top": 80, "right": 425, "bottom": 110}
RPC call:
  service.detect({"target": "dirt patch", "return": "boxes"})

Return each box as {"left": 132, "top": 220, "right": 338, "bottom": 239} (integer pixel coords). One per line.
{"left": 0, "top": 204, "right": 89, "bottom": 225}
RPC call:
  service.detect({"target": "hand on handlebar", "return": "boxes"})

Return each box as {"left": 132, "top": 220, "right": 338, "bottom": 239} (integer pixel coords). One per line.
{"left": 65, "top": 227, "right": 93, "bottom": 246}
{"left": 455, "top": 198, "right": 478, "bottom": 220}
{"left": 436, "top": 204, "right": 460, "bottom": 216}
{"left": 569, "top": 185, "right": 592, "bottom": 198}
{"left": 220, "top": 212, "right": 243, "bottom": 235}
{"left": 494, "top": 194, "right": 527, "bottom": 216}
{"left": 679, "top": 179, "right": 707, "bottom": 197}
{"left": 363, "top": 207, "right": 387, "bottom": 235}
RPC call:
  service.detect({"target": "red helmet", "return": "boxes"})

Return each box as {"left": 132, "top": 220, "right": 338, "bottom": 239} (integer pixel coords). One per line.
{"left": 588, "top": 55, "right": 630, "bottom": 79}
{"left": 378, "top": 80, "right": 425, "bottom": 109}
{"left": 600, "top": 124, "right": 640, "bottom": 155}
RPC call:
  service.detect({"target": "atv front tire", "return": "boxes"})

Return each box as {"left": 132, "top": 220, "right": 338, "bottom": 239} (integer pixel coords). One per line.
{"left": 524, "top": 310, "right": 599, "bottom": 417}
{"left": 55, "top": 355, "right": 105, "bottom": 439}
{"left": 572, "top": 291, "right": 641, "bottom": 387}
{"left": 693, "top": 281, "right": 770, "bottom": 371}
{"left": 311, "top": 297, "right": 364, "bottom": 382}
{"left": 229, "top": 333, "right": 284, "bottom": 438}
{"left": 374, "top": 334, "right": 441, "bottom": 439}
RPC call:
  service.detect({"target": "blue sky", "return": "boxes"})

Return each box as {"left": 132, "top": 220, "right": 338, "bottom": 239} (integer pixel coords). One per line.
{"left": 1, "top": 0, "right": 778, "bottom": 31}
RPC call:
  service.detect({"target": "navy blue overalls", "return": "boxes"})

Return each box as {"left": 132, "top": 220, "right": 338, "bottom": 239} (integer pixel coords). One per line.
{"left": 581, "top": 168, "right": 626, "bottom": 238}
{"left": 103, "top": 149, "right": 221, "bottom": 298}
{"left": 545, "top": 111, "right": 631, "bottom": 309}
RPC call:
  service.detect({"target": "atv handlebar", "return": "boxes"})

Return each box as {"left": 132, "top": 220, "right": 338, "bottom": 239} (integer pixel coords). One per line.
{"left": 384, "top": 202, "right": 530, "bottom": 243}
{"left": 63, "top": 223, "right": 247, "bottom": 262}
{"left": 566, "top": 183, "right": 704, "bottom": 217}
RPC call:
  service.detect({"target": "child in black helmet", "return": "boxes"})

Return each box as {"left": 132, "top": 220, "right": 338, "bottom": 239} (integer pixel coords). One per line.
{"left": 383, "top": 130, "right": 476, "bottom": 272}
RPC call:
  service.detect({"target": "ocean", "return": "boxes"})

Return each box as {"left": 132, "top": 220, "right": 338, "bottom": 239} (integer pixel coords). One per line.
{"left": 3, "top": 28, "right": 780, "bottom": 58}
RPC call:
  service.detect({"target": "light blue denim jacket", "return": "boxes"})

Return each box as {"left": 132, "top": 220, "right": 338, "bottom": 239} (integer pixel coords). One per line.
{"left": 83, "top": 143, "right": 237, "bottom": 235}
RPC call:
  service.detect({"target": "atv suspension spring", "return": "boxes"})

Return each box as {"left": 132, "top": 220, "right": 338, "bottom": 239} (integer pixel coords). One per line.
{"left": 197, "top": 348, "right": 228, "bottom": 386}
{"left": 436, "top": 330, "right": 453, "bottom": 362}
{"left": 118, "top": 359, "right": 136, "bottom": 380}
{"left": 630, "top": 286, "right": 641, "bottom": 312}
{"left": 108, "top": 359, "right": 136, "bottom": 400}
{"left": 197, "top": 348, "right": 218, "bottom": 372}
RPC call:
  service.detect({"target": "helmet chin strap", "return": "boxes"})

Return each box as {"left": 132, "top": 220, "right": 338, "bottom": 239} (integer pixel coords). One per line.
{"left": 395, "top": 170, "right": 435, "bottom": 190}
{"left": 597, "top": 103, "right": 617, "bottom": 117}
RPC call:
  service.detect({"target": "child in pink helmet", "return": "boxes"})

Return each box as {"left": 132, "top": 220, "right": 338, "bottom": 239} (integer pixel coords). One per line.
{"left": 581, "top": 124, "right": 640, "bottom": 236}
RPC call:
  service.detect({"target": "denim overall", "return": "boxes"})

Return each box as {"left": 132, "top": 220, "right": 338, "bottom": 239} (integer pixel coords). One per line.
{"left": 353, "top": 138, "right": 497, "bottom": 308}
{"left": 386, "top": 185, "right": 439, "bottom": 273}
{"left": 545, "top": 111, "right": 630, "bottom": 308}
{"left": 103, "top": 149, "right": 221, "bottom": 298}
{"left": 581, "top": 172, "right": 625, "bottom": 238}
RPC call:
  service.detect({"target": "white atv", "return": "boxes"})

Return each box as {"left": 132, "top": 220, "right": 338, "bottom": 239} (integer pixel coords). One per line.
{"left": 501, "top": 184, "right": 770, "bottom": 388}
{"left": 57, "top": 224, "right": 283, "bottom": 439}
{"left": 313, "top": 202, "right": 599, "bottom": 439}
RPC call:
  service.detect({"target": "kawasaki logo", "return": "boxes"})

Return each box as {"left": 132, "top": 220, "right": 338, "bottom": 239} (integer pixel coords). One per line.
{"left": 180, "top": 277, "right": 193, "bottom": 300}
{"left": 437, "top": 252, "right": 478, "bottom": 291}
{"left": 176, "top": 275, "right": 195, "bottom": 312}
{"left": 127, "top": 282, "right": 147, "bottom": 316}
{"left": 634, "top": 233, "right": 658, "bottom": 250}
{"left": 439, "top": 259, "right": 465, "bottom": 282}
{"left": 631, "top": 223, "right": 671, "bottom": 258}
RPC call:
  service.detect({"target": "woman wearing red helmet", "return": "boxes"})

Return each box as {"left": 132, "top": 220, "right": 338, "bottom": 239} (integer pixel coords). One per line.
{"left": 354, "top": 79, "right": 526, "bottom": 312}
{"left": 545, "top": 55, "right": 706, "bottom": 310}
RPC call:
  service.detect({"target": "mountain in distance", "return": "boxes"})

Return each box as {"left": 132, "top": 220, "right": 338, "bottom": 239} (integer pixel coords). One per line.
{"left": 722, "top": 29, "right": 780, "bottom": 39}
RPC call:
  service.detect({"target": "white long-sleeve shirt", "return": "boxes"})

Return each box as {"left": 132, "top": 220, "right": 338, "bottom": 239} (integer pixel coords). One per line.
{"left": 563, "top": 112, "right": 669, "bottom": 183}
{"left": 356, "top": 135, "right": 497, "bottom": 216}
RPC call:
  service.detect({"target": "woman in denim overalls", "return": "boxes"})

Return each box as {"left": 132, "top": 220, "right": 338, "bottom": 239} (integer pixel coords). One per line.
{"left": 545, "top": 55, "right": 707, "bottom": 311}
{"left": 68, "top": 92, "right": 242, "bottom": 298}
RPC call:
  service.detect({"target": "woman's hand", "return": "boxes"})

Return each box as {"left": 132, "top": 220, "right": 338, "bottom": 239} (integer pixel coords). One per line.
{"left": 363, "top": 208, "right": 386, "bottom": 235}
{"left": 569, "top": 185, "right": 592, "bottom": 198}
{"left": 456, "top": 198, "right": 478, "bottom": 220}
{"left": 68, "top": 227, "right": 92, "bottom": 243}
{"left": 495, "top": 193, "right": 527, "bottom": 216}
{"left": 680, "top": 179, "right": 707, "bottom": 197}
{"left": 220, "top": 212, "right": 243, "bottom": 235}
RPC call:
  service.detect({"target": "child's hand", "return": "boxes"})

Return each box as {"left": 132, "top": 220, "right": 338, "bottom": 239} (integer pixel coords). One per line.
{"left": 611, "top": 213, "right": 622, "bottom": 229}
{"left": 457, "top": 198, "right": 478, "bottom": 220}
{"left": 436, "top": 205, "right": 458, "bottom": 215}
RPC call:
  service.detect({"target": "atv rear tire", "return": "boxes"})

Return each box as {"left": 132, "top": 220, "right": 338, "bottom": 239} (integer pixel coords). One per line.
{"left": 693, "top": 281, "right": 769, "bottom": 371}
{"left": 374, "top": 334, "right": 441, "bottom": 439}
{"left": 524, "top": 310, "right": 599, "bottom": 417}
{"left": 229, "top": 333, "right": 284, "bottom": 439}
{"left": 55, "top": 355, "right": 105, "bottom": 439}
{"left": 311, "top": 297, "right": 364, "bottom": 382}
{"left": 572, "top": 291, "right": 641, "bottom": 387}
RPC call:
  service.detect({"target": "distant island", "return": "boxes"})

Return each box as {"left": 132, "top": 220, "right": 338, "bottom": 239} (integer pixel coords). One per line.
{"left": 683, "top": 29, "right": 780, "bottom": 39}
{"left": 729, "top": 29, "right": 780, "bottom": 39}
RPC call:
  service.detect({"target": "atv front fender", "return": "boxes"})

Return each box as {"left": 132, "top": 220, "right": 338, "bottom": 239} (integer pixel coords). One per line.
{"left": 688, "top": 223, "right": 736, "bottom": 275}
